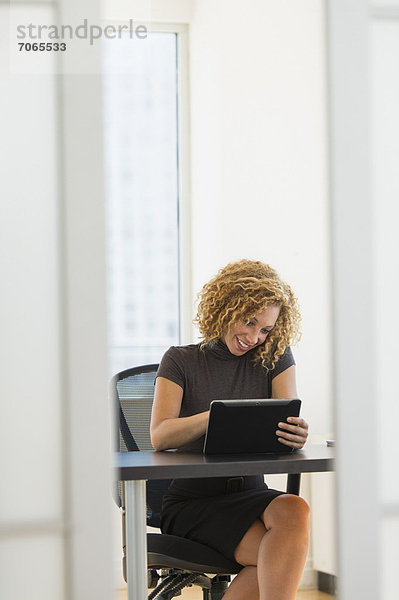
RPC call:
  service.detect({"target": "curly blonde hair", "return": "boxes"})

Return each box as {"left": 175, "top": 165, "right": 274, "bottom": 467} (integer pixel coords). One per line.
{"left": 194, "top": 259, "right": 301, "bottom": 371}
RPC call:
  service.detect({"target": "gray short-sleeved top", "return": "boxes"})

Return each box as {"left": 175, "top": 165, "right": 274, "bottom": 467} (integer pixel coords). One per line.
{"left": 156, "top": 340, "right": 295, "bottom": 452}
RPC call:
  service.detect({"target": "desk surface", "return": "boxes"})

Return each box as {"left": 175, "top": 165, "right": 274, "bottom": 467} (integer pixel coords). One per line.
{"left": 116, "top": 444, "right": 334, "bottom": 480}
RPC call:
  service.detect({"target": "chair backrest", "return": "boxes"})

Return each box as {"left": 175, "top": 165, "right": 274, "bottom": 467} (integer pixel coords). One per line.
{"left": 113, "top": 364, "right": 159, "bottom": 452}
{"left": 112, "top": 364, "right": 172, "bottom": 528}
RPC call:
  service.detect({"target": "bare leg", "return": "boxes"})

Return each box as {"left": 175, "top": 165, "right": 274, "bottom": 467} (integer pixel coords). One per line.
{"left": 222, "top": 495, "right": 310, "bottom": 600}
{"left": 222, "top": 566, "right": 259, "bottom": 600}
{"left": 222, "top": 520, "right": 265, "bottom": 600}
{"left": 258, "top": 495, "right": 310, "bottom": 599}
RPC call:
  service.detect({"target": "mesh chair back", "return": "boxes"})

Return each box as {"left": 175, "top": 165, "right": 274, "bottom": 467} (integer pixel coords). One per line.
{"left": 112, "top": 364, "right": 172, "bottom": 528}
{"left": 116, "top": 367, "right": 157, "bottom": 451}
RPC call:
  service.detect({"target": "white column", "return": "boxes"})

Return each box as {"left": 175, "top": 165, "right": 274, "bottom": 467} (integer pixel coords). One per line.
{"left": 58, "top": 1, "right": 114, "bottom": 598}
{"left": 327, "top": 1, "right": 380, "bottom": 599}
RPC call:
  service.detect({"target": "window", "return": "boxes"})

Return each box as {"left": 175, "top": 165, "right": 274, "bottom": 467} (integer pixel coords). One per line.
{"left": 103, "top": 29, "right": 186, "bottom": 374}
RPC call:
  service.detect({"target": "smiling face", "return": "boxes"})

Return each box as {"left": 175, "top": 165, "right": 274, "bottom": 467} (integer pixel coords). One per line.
{"left": 221, "top": 305, "right": 281, "bottom": 356}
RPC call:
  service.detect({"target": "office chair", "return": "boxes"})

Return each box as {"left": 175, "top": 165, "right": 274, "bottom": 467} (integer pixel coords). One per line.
{"left": 112, "top": 364, "right": 240, "bottom": 600}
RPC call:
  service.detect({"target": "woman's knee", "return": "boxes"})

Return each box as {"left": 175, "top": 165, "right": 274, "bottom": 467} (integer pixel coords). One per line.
{"left": 262, "top": 494, "right": 310, "bottom": 531}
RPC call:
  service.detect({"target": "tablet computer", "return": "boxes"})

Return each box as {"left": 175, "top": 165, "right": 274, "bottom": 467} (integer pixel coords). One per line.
{"left": 203, "top": 398, "right": 301, "bottom": 455}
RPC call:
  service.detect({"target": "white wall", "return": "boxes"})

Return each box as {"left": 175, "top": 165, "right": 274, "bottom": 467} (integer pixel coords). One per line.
{"left": 371, "top": 10, "right": 399, "bottom": 599}
{"left": 104, "top": 0, "right": 194, "bottom": 23}
{"left": 189, "top": 0, "right": 332, "bottom": 437}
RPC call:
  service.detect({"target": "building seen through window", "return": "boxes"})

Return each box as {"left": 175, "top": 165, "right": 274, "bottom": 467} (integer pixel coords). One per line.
{"left": 102, "top": 32, "right": 180, "bottom": 375}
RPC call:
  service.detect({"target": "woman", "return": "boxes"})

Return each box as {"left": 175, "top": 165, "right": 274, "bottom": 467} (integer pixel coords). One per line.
{"left": 150, "top": 259, "right": 309, "bottom": 600}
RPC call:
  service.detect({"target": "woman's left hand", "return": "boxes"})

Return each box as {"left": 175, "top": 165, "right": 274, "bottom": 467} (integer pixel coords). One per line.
{"left": 276, "top": 417, "right": 309, "bottom": 449}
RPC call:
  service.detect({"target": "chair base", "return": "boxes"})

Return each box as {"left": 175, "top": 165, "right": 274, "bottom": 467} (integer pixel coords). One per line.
{"left": 148, "top": 569, "right": 230, "bottom": 600}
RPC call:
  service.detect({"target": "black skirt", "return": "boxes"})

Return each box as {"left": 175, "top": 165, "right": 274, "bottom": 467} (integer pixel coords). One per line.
{"left": 160, "top": 475, "right": 284, "bottom": 565}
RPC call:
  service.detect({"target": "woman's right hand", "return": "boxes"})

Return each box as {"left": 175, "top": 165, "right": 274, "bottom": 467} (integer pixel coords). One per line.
{"left": 150, "top": 377, "right": 209, "bottom": 451}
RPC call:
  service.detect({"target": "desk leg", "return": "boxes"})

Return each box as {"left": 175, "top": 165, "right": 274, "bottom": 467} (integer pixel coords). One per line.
{"left": 125, "top": 480, "right": 148, "bottom": 600}
{"left": 286, "top": 473, "right": 301, "bottom": 496}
